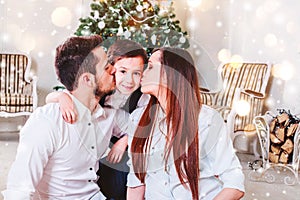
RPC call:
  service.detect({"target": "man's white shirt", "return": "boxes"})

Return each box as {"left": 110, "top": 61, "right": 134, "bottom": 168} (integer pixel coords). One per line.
{"left": 2, "top": 95, "right": 128, "bottom": 199}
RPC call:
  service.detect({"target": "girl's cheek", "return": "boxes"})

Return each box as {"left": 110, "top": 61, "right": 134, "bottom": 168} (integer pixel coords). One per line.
{"left": 115, "top": 78, "right": 122, "bottom": 88}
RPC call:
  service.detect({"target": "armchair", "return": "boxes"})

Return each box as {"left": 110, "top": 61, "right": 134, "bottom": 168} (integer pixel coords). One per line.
{"left": 200, "top": 62, "right": 272, "bottom": 144}
{"left": 0, "top": 53, "right": 38, "bottom": 118}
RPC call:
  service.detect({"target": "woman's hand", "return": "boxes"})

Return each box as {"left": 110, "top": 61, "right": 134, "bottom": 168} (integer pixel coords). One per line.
{"left": 106, "top": 135, "right": 128, "bottom": 164}
{"left": 213, "top": 188, "right": 244, "bottom": 200}
{"left": 127, "top": 185, "right": 145, "bottom": 200}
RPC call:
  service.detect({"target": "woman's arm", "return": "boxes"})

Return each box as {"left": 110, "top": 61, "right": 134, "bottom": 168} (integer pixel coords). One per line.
{"left": 201, "top": 109, "right": 245, "bottom": 199}
{"left": 213, "top": 188, "right": 244, "bottom": 200}
{"left": 45, "top": 91, "right": 77, "bottom": 123}
{"left": 127, "top": 185, "right": 145, "bottom": 200}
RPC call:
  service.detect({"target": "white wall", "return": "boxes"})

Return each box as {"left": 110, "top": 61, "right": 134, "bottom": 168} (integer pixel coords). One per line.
{"left": 1, "top": 0, "right": 300, "bottom": 130}
{"left": 228, "top": 0, "right": 300, "bottom": 114}
{"left": 175, "top": 0, "right": 300, "bottom": 115}
{"left": 174, "top": 0, "right": 231, "bottom": 90}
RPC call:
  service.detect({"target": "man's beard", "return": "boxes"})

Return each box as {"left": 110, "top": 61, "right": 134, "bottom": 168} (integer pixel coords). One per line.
{"left": 93, "top": 78, "right": 114, "bottom": 99}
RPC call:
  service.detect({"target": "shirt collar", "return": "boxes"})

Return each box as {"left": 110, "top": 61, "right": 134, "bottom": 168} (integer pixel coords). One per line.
{"left": 93, "top": 104, "right": 106, "bottom": 119}
{"left": 65, "top": 91, "right": 106, "bottom": 121}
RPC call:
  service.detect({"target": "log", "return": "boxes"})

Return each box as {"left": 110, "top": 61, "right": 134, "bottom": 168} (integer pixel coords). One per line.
{"left": 269, "top": 152, "right": 279, "bottom": 163}
{"left": 275, "top": 127, "right": 285, "bottom": 142}
{"left": 270, "top": 119, "right": 276, "bottom": 133}
{"left": 270, "top": 133, "right": 282, "bottom": 144}
{"left": 277, "top": 113, "right": 289, "bottom": 124}
{"left": 287, "top": 123, "right": 298, "bottom": 137}
{"left": 281, "top": 139, "right": 294, "bottom": 155}
{"left": 270, "top": 144, "right": 281, "bottom": 155}
{"left": 279, "top": 151, "right": 289, "bottom": 164}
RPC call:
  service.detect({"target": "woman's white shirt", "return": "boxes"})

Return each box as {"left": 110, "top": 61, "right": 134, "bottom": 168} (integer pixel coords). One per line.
{"left": 127, "top": 105, "right": 245, "bottom": 200}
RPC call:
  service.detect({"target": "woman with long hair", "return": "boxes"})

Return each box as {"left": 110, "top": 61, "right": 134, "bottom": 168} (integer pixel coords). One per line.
{"left": 127, "top": 47, "right": 245, "bottom": 200}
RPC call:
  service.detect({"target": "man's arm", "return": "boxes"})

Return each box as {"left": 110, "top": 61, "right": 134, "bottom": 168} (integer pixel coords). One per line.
{"left": 2, "top": 112, "right": 56, "bottom": 199}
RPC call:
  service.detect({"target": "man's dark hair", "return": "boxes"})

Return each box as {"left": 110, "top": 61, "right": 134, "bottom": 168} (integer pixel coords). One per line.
{"left": 55, "top": 35, "right": 103, "bottom": 91}
{"left": 107, "top": 39, "right": 148, "bottom": 67}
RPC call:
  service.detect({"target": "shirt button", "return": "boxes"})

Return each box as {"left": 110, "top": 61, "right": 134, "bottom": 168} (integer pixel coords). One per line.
{"left": 88, "top": 180, "right": 91, "bottom": 182}
{"left": 88, "top": 122, "right": 91, "bottom": 126}
{"left": 91, "top": 146, "right": 94, "bottom": 149}
{"left": 164, "top": 182, "right": 167, "bottom": 185}
{"left": 89, "top": 168, "right": 93, "bottom": 170}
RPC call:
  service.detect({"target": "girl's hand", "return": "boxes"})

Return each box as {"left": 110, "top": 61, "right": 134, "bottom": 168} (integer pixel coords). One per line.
{"left": 45, "top": 91, "right": 78, "bottom": 124}
{"left": 58, "top": 93, "right": 77, "bottom": 124}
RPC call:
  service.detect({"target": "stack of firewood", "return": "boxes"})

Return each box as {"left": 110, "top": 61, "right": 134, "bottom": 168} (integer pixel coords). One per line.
{"left": 268, "top": 110, "right": 299, "bottom": 164}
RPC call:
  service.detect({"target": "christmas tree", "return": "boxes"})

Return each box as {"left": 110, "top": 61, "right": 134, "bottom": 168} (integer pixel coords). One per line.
{"left": 75, "top": 0, "right": 189, "bottom": 55}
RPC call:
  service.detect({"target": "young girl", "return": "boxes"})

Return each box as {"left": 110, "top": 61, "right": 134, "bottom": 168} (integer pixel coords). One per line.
{"left": 46, "top": 39, "right": 149, "bottom": 200}
{"left": 127, "top": 47, "right": 245, "bottom": 200}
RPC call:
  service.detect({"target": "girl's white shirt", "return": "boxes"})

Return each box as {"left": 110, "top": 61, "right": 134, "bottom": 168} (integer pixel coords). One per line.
{"left": 127, "top": 104, "right": 245, "bottom": 200}
{"left": 101, "top": 89, "right": 150, "bottom": 157}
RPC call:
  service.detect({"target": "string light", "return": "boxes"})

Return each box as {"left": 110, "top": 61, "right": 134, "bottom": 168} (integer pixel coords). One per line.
{"left": 120, "top": 3, "right": 158, "bottom": 23}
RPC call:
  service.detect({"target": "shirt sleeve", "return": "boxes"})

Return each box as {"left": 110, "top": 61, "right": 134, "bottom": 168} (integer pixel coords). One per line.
{"left": 126, "top": 108, "right": 145, "bottom": 188}
{"left": 200, "top": 108, "right": 245, "bottom": 192}
{"left": 112, "top": 109, "right": 130, "bottom": 138}
{"left": 2, "top": 111, "right": 57, "bottom": 199}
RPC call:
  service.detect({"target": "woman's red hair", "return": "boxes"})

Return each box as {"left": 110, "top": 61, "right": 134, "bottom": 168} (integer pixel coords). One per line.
{"left": 131, "top": 47, "right": 202, "bottom": 199}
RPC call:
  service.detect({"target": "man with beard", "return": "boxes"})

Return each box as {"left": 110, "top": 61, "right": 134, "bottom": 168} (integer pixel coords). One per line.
{"left": 2, "top": 35, "right": 128, "bottom": 200}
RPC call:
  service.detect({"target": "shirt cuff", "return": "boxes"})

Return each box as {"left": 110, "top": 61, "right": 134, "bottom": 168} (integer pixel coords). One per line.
{"left": 2, "top": 189, "right": 31, "bottom": 200}
{"left": 220, "top": 168, "right": 245, "bottom": 192}
{"left": 126, "top": 171, "right": 144, "bottom": 188}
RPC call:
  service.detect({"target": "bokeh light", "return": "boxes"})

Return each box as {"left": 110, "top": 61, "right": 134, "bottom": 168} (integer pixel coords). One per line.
{"left": 272, "top": 62, "right": 294, "bottom": 80}
{"left": 187, "top": 18, "right": 197, "bottom": 30}
{"left": 256, "top": 6, "right": 265, "bottom": 19}
{"left": 272, "top": 63, "right": 283, "bottom": 78}
{"left": 187, "top": 0, "right": 202, "bottom": 7}
{"left": 216, "top": 21, "right": 223, "bottom": 28}
{"left": 51, "top": 7, "right": 72, "bottom": 27}
{"left": 217, "top": 48, "right": 231, "bottom": 63}
{"left": 230, "top": 54, "right": 243, "bottom": 63}
{"left": 263, "top": 0, "right": 280, "bottom": 13}
{"left": 243, "top": 2, "right": 252, "bottom": 11}
{"left": 16, "top": 33, "right": 36, "bottom": 52}
{"left": 234, "top": 100, "right": 251, "bottom": 117}
{"left": 286, "top": 21, "right": 297, "bottom": 33}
